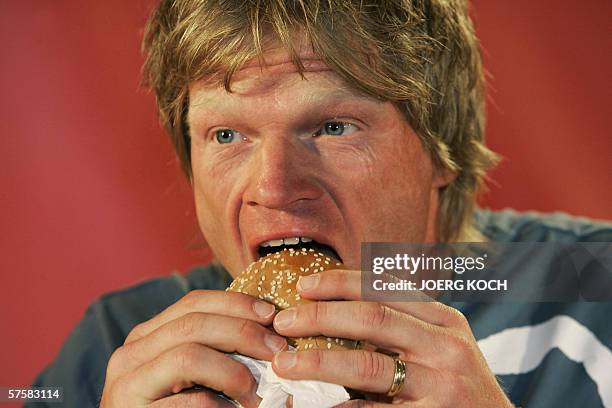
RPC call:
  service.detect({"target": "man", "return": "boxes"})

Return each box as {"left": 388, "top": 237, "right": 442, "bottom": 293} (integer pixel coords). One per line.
{"left": 31, "top": 0, "right": 611, "bottom": 407}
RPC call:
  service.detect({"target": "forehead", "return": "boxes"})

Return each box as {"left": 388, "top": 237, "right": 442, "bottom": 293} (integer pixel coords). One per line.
{"left": 188, "top": 42, "right": 375, "bottom": 111}
{"left": 189, "top": 67, "right": 354, "bottom": 108}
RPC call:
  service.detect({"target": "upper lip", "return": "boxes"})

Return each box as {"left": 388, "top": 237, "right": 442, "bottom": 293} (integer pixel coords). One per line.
{"left": 247, "top": 230, "right": 340, "bottom": 263}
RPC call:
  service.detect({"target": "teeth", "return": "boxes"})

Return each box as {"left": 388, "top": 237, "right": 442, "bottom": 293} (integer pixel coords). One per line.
{"left": 268, "top": 239, "right": 284, "bottom": 247}
{"left": 260, "top": 236, "right": 313, "bottom": 248}
{"left": 284, "top": 237, "right": 300, "bottom": 245}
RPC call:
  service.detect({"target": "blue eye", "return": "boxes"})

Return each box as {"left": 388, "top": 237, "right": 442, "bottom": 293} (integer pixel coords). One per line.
{"left": 315, "top": 121, "right": 356, "bottom": 137}
{"left": 215, "top": 129, "right": 243, "bottom": 144}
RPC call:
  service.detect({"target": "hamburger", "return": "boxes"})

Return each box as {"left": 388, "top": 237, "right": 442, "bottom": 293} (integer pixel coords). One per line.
{"left": 228, "top": 247, "right": 362, "bottom": 351}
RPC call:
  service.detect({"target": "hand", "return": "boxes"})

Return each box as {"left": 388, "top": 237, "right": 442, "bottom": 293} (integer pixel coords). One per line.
{"left": 100, "top": 289, "right": 287, "bottom": 407}
{"left": 271, "top": 270, "right": 514, "bottom": 407}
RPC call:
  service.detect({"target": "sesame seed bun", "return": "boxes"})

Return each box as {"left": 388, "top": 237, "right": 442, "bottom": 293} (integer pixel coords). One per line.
{"left": 227, "top": 247, "right": 362, "bottom": 351}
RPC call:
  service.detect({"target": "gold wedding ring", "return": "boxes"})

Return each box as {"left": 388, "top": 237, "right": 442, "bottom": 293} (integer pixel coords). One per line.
{"left": 386, "top": 357, "right": 407, "bottom": 397}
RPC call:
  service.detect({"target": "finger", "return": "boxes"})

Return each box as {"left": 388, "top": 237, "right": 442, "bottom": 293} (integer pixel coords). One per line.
{"left": 120, "top": 343, "right": 260, "bottom": 407}
{"left": 335, "top": 399, "right": 427, "bottom": 407}
{"left": 334, "top": 401, "right": 401, "bottom": 408}
{"left": 150, "top": 388, "right": 236, "bottom": 408}
{"left": 274, "top": 301, "right": 442, "bottom": 365}
{"left": 126, "top": 290, "right": 277, "bottom": 343}
{"left": 297, "top": 269, "right": 467, "bottom": 328}
{"left": 272, "top": 349, "right": 436, "bottom": 401}
{"left": 333, "top": 401, "right": 388, "bottom": 408}
{"left": 109, "top": 312, "right": 287, "bottom": 377}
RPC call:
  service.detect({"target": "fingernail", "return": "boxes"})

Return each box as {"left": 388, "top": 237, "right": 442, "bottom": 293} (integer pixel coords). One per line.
{"left": 297, "top": 274, "right": 319, "bottom": 292}
{"left": 253, "top": 301, "right": 276, "bottom": 318}
{"left": 264, "top": 333, "right": 286, "bottom": 352}
{"left": 274, "top": 351, "right": 297, "bottom": 369}
{"left": 274, "top": 308, "right": 296, "bottom": 330}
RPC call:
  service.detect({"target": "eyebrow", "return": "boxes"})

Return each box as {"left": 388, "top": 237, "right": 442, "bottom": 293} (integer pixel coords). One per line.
{"left": 189, "top": 89, "right": 383, "bottom": 133}
{"left": 187, "top": 67, "right": 392, "bottom": 140}
{"left": 294, "top": 87, "right": 383, "bottom": 109}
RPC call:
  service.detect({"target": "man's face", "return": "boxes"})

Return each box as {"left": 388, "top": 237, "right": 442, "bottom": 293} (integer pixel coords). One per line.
{"left": 188, "top": 51, "right": 448, "bottom": 277}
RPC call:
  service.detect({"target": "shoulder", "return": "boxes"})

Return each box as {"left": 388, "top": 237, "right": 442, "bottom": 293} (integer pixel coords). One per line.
{"left": 474, "top": 207, "right": 612, "bottom": 242}
{"left": 467, "top": 209, "right": 612, "bottom": 406}
{"left": 30, "top": 263, "right": 232, "bottom": 407}
{"left": 90, "top": 262, "right": 232, "bottom": 335}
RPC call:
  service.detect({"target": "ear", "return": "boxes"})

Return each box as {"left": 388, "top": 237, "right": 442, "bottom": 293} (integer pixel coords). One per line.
{"left": 432, "top": 166, "right": 457, "bottom": 188}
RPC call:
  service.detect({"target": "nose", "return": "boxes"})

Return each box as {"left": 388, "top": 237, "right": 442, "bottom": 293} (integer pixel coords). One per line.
{"left": 243, "top": 136, "right": 323, "bottom": 209}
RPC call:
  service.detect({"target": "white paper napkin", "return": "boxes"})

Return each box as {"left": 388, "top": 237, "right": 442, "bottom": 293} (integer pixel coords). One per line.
{"left": 229, "top": 353, "right": 350, "bottom": 408}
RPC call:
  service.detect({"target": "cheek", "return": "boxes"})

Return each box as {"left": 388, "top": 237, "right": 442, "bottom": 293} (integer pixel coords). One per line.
{"left": 327, "top": 129, "right": 434, "bottom": 240}
{"left": 190, "top": 144, "right": 236, "bottom": 239}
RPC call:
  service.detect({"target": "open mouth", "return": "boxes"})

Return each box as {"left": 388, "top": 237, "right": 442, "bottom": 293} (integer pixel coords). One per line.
{"left": 258, "top": 236, "right": 342, "bottom": 263}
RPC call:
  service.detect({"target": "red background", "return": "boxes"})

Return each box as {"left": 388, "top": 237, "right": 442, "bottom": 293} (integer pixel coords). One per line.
{"left": 1, "top": 0, "right": 610, "bottom": 397}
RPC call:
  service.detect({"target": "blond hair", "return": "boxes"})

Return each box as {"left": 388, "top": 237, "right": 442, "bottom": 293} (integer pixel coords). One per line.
{"left": 142, "top": 0, "right": 498, "bottom": 241}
